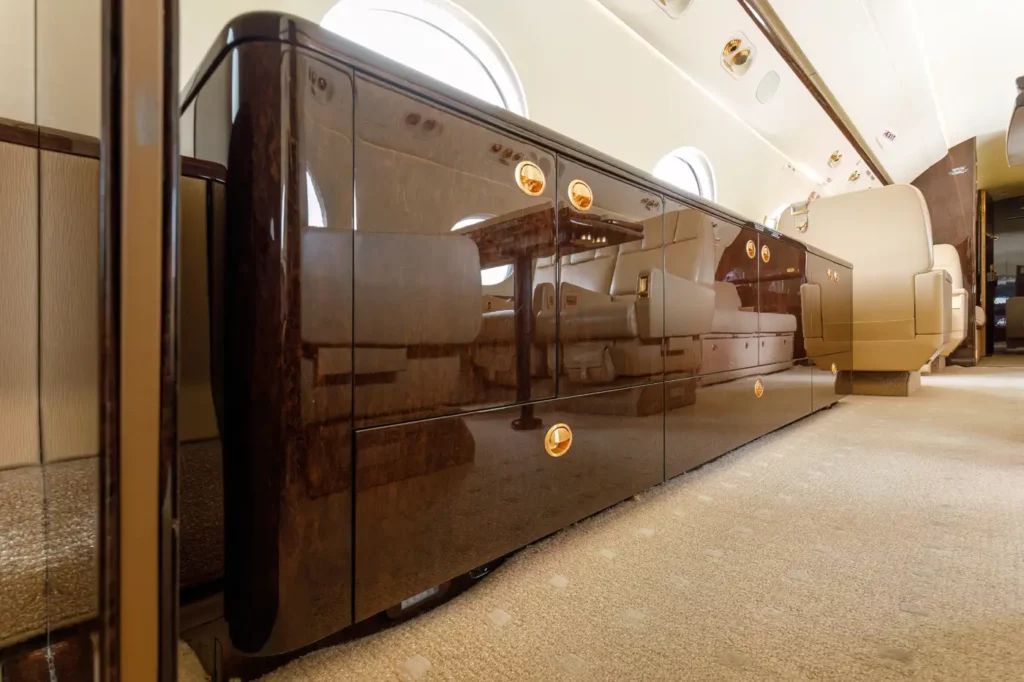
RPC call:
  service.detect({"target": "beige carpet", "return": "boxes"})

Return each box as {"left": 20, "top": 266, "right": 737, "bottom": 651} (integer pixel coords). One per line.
{"left": 184, "top": 364, "right": 1024, "bottom": 681}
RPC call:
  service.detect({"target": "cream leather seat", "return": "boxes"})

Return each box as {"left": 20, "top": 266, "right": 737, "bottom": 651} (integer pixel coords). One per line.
{"left": 931, "top": 244, "right": 967, "bottom": 359}
{"left": 778, "top": 184, "right": 951, "bottom": 373}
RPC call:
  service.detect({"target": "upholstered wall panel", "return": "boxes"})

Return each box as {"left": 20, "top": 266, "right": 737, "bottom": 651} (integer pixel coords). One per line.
{"left": 0, "top": 141, "right": 40, "bottom": 469}
{"left": 40, "top": 151, "right": 100, "bottom": 461}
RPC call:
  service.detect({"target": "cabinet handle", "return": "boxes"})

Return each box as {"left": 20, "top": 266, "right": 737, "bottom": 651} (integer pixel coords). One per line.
{"left": 761, "top": 245, "right": 771, "bottom": 263}
{"left": 746, "top": 240, "right": 756, "bottom": 259}
{"left": 515, "top": 160, "right": 545, "bottom": 196}
{"left": 754, "top": 378, "right": 764, "bottom": 398}
{"left": 545, "top": 423, "right": 573, "bottom": 457}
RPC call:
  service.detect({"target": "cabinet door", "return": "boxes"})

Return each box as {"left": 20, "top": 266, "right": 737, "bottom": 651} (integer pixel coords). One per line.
{"left": 754, "top": 358, "right": 813, "bottom": 434}
{"left": 812, "top": 351, "right": 851, "bottom": 411}
{"left": 354, "top": 383, "right": 664, "bottom": 621}
{"left": 353, "top": 76, "right": 557, "bottom": 428}
{"left": 701, "top": 223, "right": 760, "bottom": 375}
{"left": 804, "top": 253, "right": 853, "bottom": 356}
{"left": 758, "top": 233, "right": 806, "bottom": 365}
{"left": 665, "top": 371, "right": 762, "bottom": 478}
{"left": 554, "top": 159, "right": 663, "bottom": 396}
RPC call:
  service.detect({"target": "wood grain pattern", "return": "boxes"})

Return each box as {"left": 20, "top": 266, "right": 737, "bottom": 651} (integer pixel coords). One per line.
{"left": 0, "top": 141, "right": 40, "bottom": 468}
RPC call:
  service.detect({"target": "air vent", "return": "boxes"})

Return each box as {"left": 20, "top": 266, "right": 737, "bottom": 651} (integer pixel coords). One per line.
{"left": 721, "top": 33, "right": 757, "bottom": 79}
{"left": 651, "top": 0, "right": 694, "bottom": 19}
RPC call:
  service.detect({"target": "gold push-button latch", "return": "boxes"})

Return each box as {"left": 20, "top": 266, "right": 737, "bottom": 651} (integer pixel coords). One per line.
{"left": 831, "top": 362, "right": 838, "bottom": 376}
{"left": 515, "top": 160, "right": 546, "bottom": 196}
{"left": 545, "top": 423, "right": 573, "bottom": 457}
{"left": 746, "top": 240, "right": 756, "bottom": 259}
{"left": 761, "top": 244, "right": 771, "bottom": 263}
{"left": 754, "top": 378, "right": 764, "bottom": 398}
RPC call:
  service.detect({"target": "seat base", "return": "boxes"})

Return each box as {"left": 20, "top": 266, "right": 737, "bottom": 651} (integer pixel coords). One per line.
{"left": 836, "top": 370, "right": 921, "bottom": 397}
{"left": 923, "top": 356, "right": 947, "bottom": 374}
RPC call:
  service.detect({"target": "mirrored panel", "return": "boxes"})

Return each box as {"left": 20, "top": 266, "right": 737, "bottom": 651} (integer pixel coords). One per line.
{"left": 757, "top": 233, "right": 806, "bottom": 367}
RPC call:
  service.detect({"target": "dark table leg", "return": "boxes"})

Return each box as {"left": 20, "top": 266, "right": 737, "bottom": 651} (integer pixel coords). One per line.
{"left": 511, "top": 253, "right": 542, "bottom": 430}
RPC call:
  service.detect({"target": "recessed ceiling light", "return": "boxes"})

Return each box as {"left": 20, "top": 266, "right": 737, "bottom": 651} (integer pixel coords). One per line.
{"left": 756, "top": 71, "right": 780, "bottom": 104}
{"left": 828, "top": 151, "right": 843, "bottom": 168}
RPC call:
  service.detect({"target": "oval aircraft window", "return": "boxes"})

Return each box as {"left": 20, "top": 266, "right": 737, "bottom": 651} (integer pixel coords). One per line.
{"left": 653, "top": 147, "right": 717, "bottom": 200}
{"left": 321, "top": 0, "right": 528, "bottom": 116}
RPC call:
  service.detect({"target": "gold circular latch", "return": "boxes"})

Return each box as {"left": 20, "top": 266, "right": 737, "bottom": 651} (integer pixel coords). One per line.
{"left": 827, "top": 268, "right": 833, "bottom": 280}
{"left": 544, "top": 423, "right": 573, "bottom": 457}
{"left": 746, "top": 240, "right": 756, "bottom": 259}
{"left": 761, "top": 245, "right": 771, "bottom": 263}
{"left": 567, "top": 179, "right": 593, "bottom": 211}
{"left": 515, "top": 160, "right": 546, "bottom": 196}
{"left": 831, "top": 362, "right": 838, "bottom": 376}
{"left": 834, "top": 270, "right": 840, "bottom": 282}
{"left": 754, "top": 379, "right": 764, "bottom": 399}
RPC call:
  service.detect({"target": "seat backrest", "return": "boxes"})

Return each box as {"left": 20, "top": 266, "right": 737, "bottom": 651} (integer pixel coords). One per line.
{"left": 610, "top": 215, "right": 665, "bottom": 296}
{"left": 932, "top": 244, "right": 965, "bottom": 292}
{"left": 778, "top": 184, "right": 934, "bottom": 328}
{"left": 664, "top": 207, "right": 716, "bottom": 287}
{"left": 714, "top": 281, "right": 743, "bottom": 311}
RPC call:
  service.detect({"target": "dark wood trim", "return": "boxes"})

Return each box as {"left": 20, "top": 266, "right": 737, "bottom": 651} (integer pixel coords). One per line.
{"left": 39, "top": 125, "right": 101, "bottom": 159}
{"left": 0, "top": 117, "right": 40, "bottom": 148}
{"left": 181, "top": 156, "right": 227, "bottom": 183}
{"left": 735, "top": 0, "right": 892, "bottom": 186}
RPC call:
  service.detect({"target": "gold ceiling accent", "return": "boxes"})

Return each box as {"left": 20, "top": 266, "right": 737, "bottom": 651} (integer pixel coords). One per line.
{"left": 848, "top": 170, "right": 861, "bottom": 182}
{"left": 828, "top": 150, "right": 843, "bottom": 168}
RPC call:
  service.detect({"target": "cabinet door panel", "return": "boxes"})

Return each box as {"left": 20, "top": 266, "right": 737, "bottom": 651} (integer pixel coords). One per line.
{"left": 804, "top": 253, "right": 853, "bottom": 356}
{"left": 758, "top": 234, "right": 807, "bottom": 365}
{"left": 353, "top": 76, "right": 557, "bottom": 428}
{"left": 755, "top": 359, "right": 813, "bottom": 434}
{"left": 554, "top": 159, "right": 663, "bottom": 396}
{"left": 704, "top": 224, "right": 761, "bottom": 375}
{"left": 665, "top": 371, "right": 761, "bottom": 478}
{"left": 812, "top": 351, "right": 851, "bottom": 411}
{"left": 354, "top": 384, "right": 664, "bottom": 620}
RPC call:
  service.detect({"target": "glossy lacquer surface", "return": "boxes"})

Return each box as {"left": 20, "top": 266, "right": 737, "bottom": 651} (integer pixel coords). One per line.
{"left": 705, "top": 223, "right": 761, "bottom": 374}
{"left": 812, "top": 351, "right": 850, "bottom": 411}
{"left": 354, "top": 384, "right": 664, "bottom": 620}
{"left": 552, "top": 160, "right": 663, "bottom": 395}
{"left": 758, "top": 233, "right": 806, "bottom": 364}
{"left": 208, "top": 43, "right": 355, "bottom": 655}
{"left": 804, "top": 253, "right": 853, "bottom": 356}
{"left": 353, "top": 76, "right": 556, "bottom": 429}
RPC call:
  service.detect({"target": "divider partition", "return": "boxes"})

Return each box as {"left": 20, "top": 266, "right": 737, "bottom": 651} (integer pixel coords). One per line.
{"left": 179, "top": 12, "right": 852, "bottom": 668}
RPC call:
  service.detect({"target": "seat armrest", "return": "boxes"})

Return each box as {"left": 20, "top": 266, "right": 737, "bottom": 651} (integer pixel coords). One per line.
{"left": 642, "top": 269, "right": 715, "bottom": 340}
{"left": 800, "top": 283, "right": 822, "bottom": 339}
{"left": 537, "top": 282, "right": 636, "bottom": 342}
{"left": 914, "top": 269, "right": 952, "bottom": 337}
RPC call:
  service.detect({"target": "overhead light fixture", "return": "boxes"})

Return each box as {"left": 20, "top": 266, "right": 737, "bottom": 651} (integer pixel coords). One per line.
{"left": 651, "top": 0, "right": 694, "bottom": 19}
{"left": 721, "top": 33, "right": 756, "bottom": 79}
{"left": 848, "top": 171, "right": 861, "bottom": 182}
{"left": 828, "top": 151, "right": 843, "bottom": 168}
{"left": 1007, "top": 75, "right": 1024, "bottom": 166}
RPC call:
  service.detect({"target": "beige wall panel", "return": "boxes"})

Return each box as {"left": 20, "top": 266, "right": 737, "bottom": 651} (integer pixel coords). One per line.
{"left": 0, "top": 142, "right": 40, "bottom": 469}
{"left": 180, "top": 176, "right": 219, "bottom": 442}
{"left": 40, "top": 151, "right": 100, "bottom": 461}
{"left": 0, "top": 0, "right": 35, "bottom": 124}
{"left": 37, "top": 0, "right": 101, "bottom": 137}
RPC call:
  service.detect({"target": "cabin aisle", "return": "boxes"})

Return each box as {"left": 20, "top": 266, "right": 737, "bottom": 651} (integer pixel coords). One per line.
{"left": 188, "top": 365, "right": 1024, "bottom": 681}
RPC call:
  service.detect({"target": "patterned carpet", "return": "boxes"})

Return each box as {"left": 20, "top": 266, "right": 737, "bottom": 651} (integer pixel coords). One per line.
{"left": 182, "top": 364, "right": 1024, "bottom": 681}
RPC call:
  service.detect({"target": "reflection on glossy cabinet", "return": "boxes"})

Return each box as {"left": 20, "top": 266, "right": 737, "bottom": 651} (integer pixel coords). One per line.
{"left": 354, "top": 384, "right": 664, "bottom": 620}
{"left": 354, "top": 76, "right": 556, "bottom": 428}
{"left": 758, "top": 233, "right": 806, "bottom": 365}
{"left": 552, "top": 159, "right": 663, "bottom": 395}
{"left": 804, "top": 253, "right": 853, "bottom": 356}
{"left": 704, "top": 223, "right": 761, "bottom": 375}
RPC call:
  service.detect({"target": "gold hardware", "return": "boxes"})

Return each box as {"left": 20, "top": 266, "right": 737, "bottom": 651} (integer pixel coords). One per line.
{"left": 544, "top": 423, "right": 573, "bottom": 457}
{"left": 786, "top": 267, "right": 795, "bottom": 274}
{"left": 848, "top": 170, "right": 860, "bottom": 182}
{"left": 730, "top": 49, "right": 751, "bottom": 68}
{"left": 827, "top": 268, "right": 833, "bottom": 280}
{"left": 637, "top": 273, "right": 651, "bottom": 299}
{"left": 568, "top": 179, "right": 593, "bottom": 211}
{"left": 515, "top": 160, "right": 546, "bottom": 196}
{"left": 723, "top": 38, "right": 742, "bottom": 57}
{"left": 746, "top": 240, "right": 756, "bottom": 258}
{"left": 761, "top": 244, "right": 771, "bottom": 263}
{"left": 754, "top": 378, "right": 764, "bottom": 398}
{"left": 831, "top": 362, "right": 838, "bottom": 376}
{"left": 834, "top": 270, "right": 840, "bottom": 282}
{"left": 828, "top": 151, "right": 843, "bottom": 168}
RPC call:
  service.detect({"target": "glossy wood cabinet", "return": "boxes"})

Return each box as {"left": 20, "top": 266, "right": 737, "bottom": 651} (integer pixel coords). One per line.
{"left": 181, "top": 13, "right": 853, "bottom": 660}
